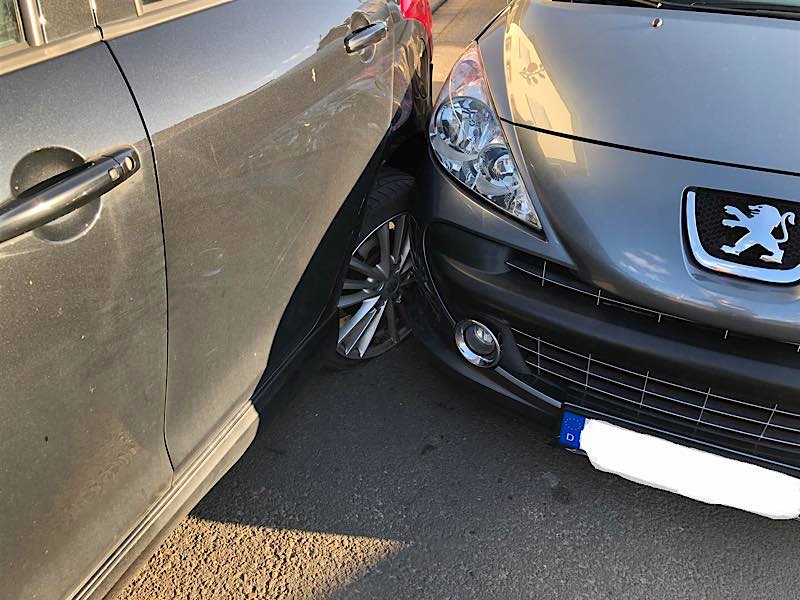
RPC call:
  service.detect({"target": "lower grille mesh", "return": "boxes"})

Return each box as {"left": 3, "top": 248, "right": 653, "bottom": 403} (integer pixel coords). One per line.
{"left": 513, "top": 328, "right": 800, "bottom": 469}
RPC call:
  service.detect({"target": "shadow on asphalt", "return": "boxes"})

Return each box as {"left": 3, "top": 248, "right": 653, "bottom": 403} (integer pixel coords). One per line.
{"left": 186, "top": 338, "right": 798, "bottom": 600}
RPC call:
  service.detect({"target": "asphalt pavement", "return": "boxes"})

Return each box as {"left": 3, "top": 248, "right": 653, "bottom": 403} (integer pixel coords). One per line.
{"left": 119, "top": 337, "right": 799, "bottom": 600}
{"left": 117, "top": 2, "right": 800, "bottom": 599}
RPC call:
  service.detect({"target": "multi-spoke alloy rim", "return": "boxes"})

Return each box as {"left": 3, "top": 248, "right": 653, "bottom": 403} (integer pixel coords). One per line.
{"left": 337, "top": 213, "right": 413, "bottom": 360}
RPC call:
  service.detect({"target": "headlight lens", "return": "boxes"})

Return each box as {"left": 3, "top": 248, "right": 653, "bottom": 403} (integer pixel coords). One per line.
{"left": 429, "top": 44, "right": 541, "bottom": 230}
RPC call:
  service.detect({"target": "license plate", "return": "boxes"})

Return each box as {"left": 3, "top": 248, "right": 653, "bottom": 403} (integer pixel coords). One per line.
{"left": 560, "top": 411, "right": 800, "bottom": 519}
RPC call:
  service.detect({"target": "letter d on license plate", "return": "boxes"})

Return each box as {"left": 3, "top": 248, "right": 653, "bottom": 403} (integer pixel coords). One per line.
{"left": 559, "top": 411, "right": 586, "bottom": 449}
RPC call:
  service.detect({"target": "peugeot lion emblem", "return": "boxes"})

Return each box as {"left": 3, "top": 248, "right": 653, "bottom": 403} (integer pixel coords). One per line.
{"left": 684, "top": 189, "right": 800, "bottom": 284}
{"left": 720, "top": 204, "right": 796, "bottom": 265}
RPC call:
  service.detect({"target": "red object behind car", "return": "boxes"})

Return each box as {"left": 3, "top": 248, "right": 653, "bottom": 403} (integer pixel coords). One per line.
{"left": 401, "top": 0, "right": 433, "bottom": 50}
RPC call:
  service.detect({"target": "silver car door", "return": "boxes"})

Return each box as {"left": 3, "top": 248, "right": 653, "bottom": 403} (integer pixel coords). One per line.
{"left": 96, "top": 0, "right": 397, "bottom": 471}
{"left": 0, "top": 3, "right": 172, "bottom": 599}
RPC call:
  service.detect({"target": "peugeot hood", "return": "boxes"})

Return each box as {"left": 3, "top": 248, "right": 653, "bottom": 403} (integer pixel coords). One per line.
{"left": 479, "top": 0, "right": 800, "bottom": 175}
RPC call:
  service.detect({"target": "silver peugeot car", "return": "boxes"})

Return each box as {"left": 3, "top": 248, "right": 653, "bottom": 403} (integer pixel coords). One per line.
{"left": 0, "top": 0, "right": 431, "bottom": 598}
{"left": 409, "top": 0, "right": 800, "bottom": 519}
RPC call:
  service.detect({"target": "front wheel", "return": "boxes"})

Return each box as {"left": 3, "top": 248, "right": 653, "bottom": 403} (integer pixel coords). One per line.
{"left": 329, "top": 169, "right": 415, "bottom": 368}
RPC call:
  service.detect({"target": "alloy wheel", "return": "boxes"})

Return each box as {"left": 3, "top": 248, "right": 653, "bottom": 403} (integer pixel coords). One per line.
{"left": 336, "top": 213, "right": 413, "bottom": 360}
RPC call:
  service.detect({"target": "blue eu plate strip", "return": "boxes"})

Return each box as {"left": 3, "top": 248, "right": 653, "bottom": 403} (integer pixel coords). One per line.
{"left": 560, "top": 411, "right": 586, "bottom": 449}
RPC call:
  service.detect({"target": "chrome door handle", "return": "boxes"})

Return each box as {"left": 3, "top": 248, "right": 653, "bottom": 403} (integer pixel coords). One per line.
{"left": 344, "top": 21, "right": 388, "bottom": 53}
{"left": 0, "top": 147, "right": 139, "bottom": 244}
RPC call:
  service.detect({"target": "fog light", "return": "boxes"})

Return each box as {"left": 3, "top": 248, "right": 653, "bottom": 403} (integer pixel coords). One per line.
{"left": 455, "top": 319, "right": 500, "bottom": 368}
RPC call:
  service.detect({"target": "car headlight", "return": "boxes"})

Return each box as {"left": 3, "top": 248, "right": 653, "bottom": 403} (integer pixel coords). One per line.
{"left": 429, "top": 44, "right": 541, "bottom": 230}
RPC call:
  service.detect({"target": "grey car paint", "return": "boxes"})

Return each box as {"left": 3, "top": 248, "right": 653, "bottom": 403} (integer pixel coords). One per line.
{"left": 0, "top": 0, "right": 429, "bottom": 598}
{"left": 511, "top": 124, "right": 800, "bottom": 341}
{"left": 482, "top": 0, "right": 800, "bottom": 174}
{"left": 457, "top": 2, "right": 800, "bottom": 345}
{"left": 103, "top": 0, "right": 400, "bottom": 471}
{"left": 0, "top": 44, "right": 172, "bottom": 600}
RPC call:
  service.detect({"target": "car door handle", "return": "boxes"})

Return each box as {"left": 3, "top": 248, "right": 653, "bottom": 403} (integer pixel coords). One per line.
{"left": 344, "top": 21, "right": 388, "bottom": 53}
{"left": 0, "top": 147, "right": 139, "bottom": 245}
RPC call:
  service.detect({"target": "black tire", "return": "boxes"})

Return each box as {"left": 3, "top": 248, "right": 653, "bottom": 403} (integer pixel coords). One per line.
{"left": 325, "top": 167, "right": 416, "bottom": 370}
{"left": 359, "top": 169, "right": 416, "bottom": 233}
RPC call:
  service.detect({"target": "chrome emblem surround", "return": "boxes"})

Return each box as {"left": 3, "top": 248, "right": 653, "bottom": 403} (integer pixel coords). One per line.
{"left": 685, "top": 190, "right": 800, "bottom": 284}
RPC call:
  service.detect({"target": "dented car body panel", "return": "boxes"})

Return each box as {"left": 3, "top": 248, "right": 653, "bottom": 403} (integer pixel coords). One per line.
{"left": 0, "top": 1, "right": 431, "bottom": 598}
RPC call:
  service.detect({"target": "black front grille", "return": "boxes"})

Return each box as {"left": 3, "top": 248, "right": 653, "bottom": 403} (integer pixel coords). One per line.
{"left": 513, "top": 328, "right": 800, "bottom": 471}
{"left": 505, "top": 254, "right": 800, "bottom": 356}
{"left": 500, "top": 254, "right": 800, "bottom": 471}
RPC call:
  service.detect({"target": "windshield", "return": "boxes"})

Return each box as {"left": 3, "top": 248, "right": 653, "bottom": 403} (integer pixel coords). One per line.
{"left": 564, "top": 0, "right": 800, "bottom": 17}
{"left": 669, "top": 0, "right": 800, "bottom": 8}
{"left": 699, "top": 0, "right": 800, "bottom": 4}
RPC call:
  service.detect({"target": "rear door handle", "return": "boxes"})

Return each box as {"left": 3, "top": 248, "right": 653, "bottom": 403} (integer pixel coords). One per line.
{"left": 0, "top": 147, "right": 139, "bottom": 244}
{"left": 344, "top": 21, "right": 388, "bottom": 53}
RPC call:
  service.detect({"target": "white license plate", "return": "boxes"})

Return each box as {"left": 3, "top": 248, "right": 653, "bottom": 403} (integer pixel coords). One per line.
{"left": 560, "top": 412, "right": 800, "bottom": 519}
